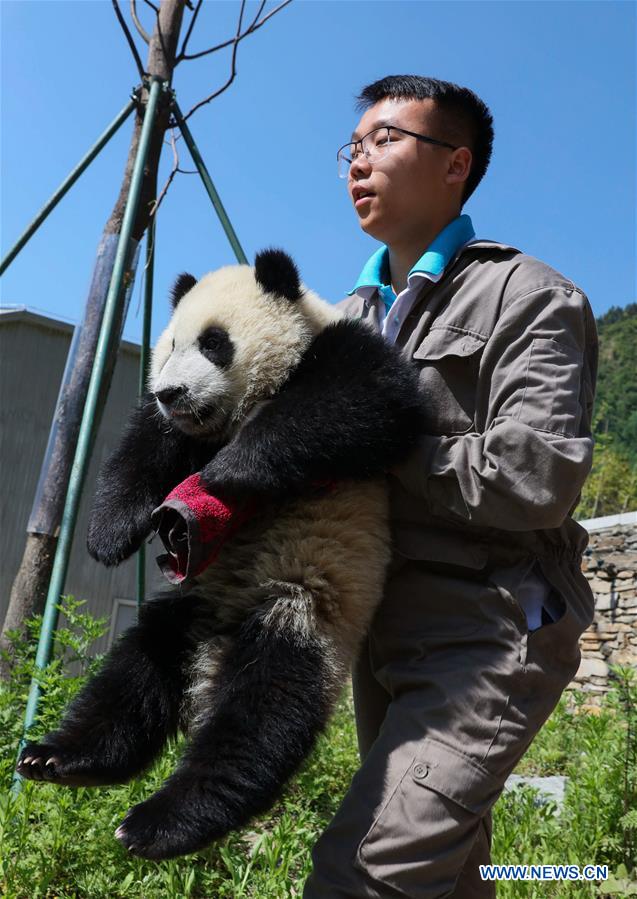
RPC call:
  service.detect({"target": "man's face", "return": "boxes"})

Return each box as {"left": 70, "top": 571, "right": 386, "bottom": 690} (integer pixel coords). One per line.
{"left": 346, "top": 98, "right": 460, "bottom": 245}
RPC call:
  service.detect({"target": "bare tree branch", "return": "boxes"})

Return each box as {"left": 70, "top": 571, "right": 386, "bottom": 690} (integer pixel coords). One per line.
{"left": 130, "top": 0, "right": 151, "bottom": 43}
{"left": 150, "top": 129, "right": 197, "bottom": 219}
{"left": 111, "top": 0, "right": 294, "bottom": 193}
{"left": 179, "top": 0, "right": 289, "bottom": 63}
{"left": 237, "top": 0, "right": 247, "bottom": 38}
{"left": 111, "top": 0, "right": 146, "bottom": 79}
{"left": 251, "top": 1, "right": 268, "bottom": 28}
{"left": 150, "top": 133, "right": 179, "bottom": 218}
{"left": 182, "top": 0, "right": 292, "bottom": 122}
{"left": 248, "top": 0, "right": 291, "bottom": 35}
{"left": 177, "top": 0, "right": 204, "bottom": 62}
{"left": 182, "top": 50, "right": 239, "bottom": 122}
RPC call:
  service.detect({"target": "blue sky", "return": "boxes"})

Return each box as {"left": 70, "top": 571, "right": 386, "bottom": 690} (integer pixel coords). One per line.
{"left": 1, "top": 0, "right": 635, "bottom": 344}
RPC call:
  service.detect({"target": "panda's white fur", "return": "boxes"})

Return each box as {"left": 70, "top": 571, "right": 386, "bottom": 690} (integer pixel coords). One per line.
{"left": 152, "top": 265, "right": 340, "bottom": 437}
{"left": 17, "top": 250, "right": 424, "bottom": 862}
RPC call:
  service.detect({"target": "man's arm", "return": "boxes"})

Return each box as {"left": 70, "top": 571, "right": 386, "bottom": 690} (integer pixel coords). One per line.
{"left": 393, "top": 283, "right": 598, "bottom": 531}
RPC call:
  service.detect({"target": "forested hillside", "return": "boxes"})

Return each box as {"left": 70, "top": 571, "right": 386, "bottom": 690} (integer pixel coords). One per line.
{"left": 577, "top": 302, "right": 637, "bottom": 519}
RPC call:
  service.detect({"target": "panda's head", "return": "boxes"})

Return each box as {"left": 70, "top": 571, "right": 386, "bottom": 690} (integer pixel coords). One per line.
{"left": 150, "top": 248, "right": 340, "bottom": 440}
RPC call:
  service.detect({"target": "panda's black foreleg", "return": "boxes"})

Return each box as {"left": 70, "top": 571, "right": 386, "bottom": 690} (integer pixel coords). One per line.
{"left": 16, "top": 593, "right": 199, "bottom": 787}
{"left": 201, "top": 318, "right": 425, "bottom": 499}
{"left": 87, "top": 393, "right": 217, "bottom": 567}
{"left": 115, "top": 600, "right": 336, "bottom": 859}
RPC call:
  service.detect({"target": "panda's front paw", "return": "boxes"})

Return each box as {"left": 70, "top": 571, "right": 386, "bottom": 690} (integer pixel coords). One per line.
{"left": 87, "top": 508, "right": 148, "bottom": 567}
{"left": 115, "top": 778, "right": 228, "bottom": 859}
{"left": 201, "top": 447, "right": 279, "bottom": 500}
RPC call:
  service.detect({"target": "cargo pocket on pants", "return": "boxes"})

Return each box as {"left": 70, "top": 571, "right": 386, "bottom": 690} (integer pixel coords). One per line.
{"left": 355, "top": 737, "right": 503, "bottom": 894}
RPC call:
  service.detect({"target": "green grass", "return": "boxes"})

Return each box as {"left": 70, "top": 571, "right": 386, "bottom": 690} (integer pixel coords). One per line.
{"left": 1, "top": 599, "right": 635, "bottom": 898}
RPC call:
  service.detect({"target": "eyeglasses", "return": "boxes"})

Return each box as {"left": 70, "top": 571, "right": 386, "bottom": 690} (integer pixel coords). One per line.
{"left": 336, "top": 126, "right": 459, "bottom": 179}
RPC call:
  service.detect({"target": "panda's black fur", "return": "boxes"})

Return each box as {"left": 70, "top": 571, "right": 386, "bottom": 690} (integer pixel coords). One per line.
{"left": 17, "top": 249, "right": 425, "bottom": 860}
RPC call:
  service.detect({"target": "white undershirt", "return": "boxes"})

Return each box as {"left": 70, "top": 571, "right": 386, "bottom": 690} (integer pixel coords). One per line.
{"left": 356, "top": 266, "right": 446, "bottom": 345}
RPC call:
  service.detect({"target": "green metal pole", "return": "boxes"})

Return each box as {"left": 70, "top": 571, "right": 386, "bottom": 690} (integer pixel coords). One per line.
{"left": 136, "top": 217, "right": 155, "bottom": 611}
{"left": 0, "top": 96, "right": 138, "bottom": 277}
{"left": 13, "top": 79, "right": 165, "bottom": 793}
{"left": 171, "top": 99, "right": 248, "bottom": 264}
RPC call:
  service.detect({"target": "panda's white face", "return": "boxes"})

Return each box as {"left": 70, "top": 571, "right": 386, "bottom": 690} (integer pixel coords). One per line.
{"left": 152, "top": 327, "right": 235, "bottom": 437}
{"left": 150, "top": 259, "right": 340, "bottom": 441}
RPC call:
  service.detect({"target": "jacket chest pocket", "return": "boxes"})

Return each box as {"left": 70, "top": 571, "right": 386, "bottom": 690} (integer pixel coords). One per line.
{"left": 413, "top": 326, "right": 487, "bottom": 435}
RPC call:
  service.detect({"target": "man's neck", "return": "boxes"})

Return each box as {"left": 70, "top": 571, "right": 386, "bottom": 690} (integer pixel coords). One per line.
{"left": 387, "top": 212, "right": 459, "bottom": 294}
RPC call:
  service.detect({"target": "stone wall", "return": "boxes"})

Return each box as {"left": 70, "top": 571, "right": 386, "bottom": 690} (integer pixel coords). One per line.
{"left": 570, "top": 515, "right": 637, "bottom": 701}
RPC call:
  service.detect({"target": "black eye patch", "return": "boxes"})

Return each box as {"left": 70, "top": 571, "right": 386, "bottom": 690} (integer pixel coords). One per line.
{"left": 198, "top": 327, "right": 234, "bottom": 368}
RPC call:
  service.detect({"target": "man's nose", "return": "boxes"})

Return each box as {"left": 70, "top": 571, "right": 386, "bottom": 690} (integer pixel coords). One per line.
{"left": 349, "top": 151, "right": 372, "bottom": 180}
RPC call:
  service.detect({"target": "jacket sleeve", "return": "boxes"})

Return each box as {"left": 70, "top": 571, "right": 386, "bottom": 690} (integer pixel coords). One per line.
{"left": 393, "top": 283, "right": 598, "bottom": 531}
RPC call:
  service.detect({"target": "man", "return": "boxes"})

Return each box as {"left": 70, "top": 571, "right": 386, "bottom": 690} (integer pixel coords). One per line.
{"left": 302, "top": 76, "right": 598, "bottom": 898}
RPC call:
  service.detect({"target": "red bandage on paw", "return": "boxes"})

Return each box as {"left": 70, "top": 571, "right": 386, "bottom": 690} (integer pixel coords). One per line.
{"left": 151, "top": 474, "right": 338, "bottom": 586}
{"left": 150, "top": 473, "right": 256, "bottom": 585}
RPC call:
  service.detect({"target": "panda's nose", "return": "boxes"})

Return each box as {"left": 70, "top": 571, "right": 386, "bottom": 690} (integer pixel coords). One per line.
{"left": 155, "top": 386, "right": 186, "bottom": 405}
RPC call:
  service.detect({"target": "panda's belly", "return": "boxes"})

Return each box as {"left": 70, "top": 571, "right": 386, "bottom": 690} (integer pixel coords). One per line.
{"left": 191, "top": 478, "right": 390, "bottom": 653}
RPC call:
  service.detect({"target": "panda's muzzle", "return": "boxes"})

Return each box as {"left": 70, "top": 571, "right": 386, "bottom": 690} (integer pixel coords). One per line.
{"left": 154, "top": 387, "right": 223, "bottom": 434}
{"left": 155, "top": 386, "right": 186, "bottom": 406}
{"left": 154, "top": 385, "right": 198, "bottom": 424}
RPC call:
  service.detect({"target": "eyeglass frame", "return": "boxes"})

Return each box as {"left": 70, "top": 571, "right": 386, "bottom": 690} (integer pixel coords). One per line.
{"left": 336, "top": 126, "right": 460, "bottom": 178}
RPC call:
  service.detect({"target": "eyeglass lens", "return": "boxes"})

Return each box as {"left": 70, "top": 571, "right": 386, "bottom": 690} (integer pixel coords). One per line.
{"left": 337, "top": 127, "right": 393, "bottom": 178}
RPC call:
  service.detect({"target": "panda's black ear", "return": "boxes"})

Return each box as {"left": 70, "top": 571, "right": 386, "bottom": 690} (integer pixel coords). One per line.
{"left": 170, "top": 273, "right": 197, "bottom": 309}
{"left": 254, "top": 249, "right": 302, "bottom": 302}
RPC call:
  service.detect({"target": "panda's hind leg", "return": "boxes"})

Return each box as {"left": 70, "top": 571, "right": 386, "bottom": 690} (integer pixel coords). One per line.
{"left": 115, "top": 590, "right": 340, "bottom": 860}
{"left": 16, "top": 593, "right": 202, "bottom": 787}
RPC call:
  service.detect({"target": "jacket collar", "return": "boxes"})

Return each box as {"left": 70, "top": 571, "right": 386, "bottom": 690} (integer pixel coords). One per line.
{"left": 347, "top": 214, "right": 478, "bottom": 297}
{"left": 349, "top": 238, "right": 522, "bottom": 326}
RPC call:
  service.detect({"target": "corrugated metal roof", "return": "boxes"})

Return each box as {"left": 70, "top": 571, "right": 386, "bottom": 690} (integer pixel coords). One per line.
{"left": 0, "top": 305, "right": 141, "bottom": 355}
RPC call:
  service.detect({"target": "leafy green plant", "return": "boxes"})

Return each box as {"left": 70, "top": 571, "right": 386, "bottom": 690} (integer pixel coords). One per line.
{"left": 1, "top": 601, "right": 635, "bottom": 897}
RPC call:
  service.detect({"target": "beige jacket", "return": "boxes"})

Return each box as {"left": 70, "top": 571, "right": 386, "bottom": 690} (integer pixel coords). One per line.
{"left": 337, "top": 239, "right": 598, "bottom": 588}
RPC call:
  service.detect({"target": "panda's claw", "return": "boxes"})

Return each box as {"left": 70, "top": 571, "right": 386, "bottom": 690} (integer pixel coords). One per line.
{"left": 115, "top": 824, "right": 137, "bottom": 854}
{"left": 16, "top": 740, "right": 126, "bottom": 787}
{"left": 29, "top": 758, "right": 44, "bottom": 780}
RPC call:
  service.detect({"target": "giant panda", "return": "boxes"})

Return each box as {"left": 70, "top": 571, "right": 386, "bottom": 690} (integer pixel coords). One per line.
{"left": 17, "top": 249, "right": 424, "bottom": 860}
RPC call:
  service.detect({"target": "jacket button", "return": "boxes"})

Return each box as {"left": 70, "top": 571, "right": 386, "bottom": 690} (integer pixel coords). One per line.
{"left": 414, "top": 764, "right": 428, "bottom": 779}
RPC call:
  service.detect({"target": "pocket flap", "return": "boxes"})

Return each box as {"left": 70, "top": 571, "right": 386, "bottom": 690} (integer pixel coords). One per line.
{"left": 413, "top": 327, "right": 487, "bottom": 361}
{"left": 411, "top": 737, "right": 502, "bottom": 815}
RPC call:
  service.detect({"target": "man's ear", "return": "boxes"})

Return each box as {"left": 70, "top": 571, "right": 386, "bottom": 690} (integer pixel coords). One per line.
{"left": 445, "top": 147, "right": 472, "bottom": 186}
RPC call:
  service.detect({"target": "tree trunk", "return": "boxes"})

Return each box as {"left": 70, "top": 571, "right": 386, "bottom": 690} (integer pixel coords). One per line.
{"left": 1, "top": 0, "right": 186, "bottom": 677}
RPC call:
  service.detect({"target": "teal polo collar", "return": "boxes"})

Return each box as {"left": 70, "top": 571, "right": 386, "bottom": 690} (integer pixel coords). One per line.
{"left": 347, "top": 214, "right": 476, "bottom": 301}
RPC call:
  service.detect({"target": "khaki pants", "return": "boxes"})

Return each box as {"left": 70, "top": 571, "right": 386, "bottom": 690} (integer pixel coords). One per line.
{"left": 303, "top": 553, "right": 593, "bottom": 898}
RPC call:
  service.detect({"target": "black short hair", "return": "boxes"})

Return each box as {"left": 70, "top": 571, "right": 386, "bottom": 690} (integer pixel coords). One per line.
{"left": 355, "top": 75, "right": 494, "bottom": 205}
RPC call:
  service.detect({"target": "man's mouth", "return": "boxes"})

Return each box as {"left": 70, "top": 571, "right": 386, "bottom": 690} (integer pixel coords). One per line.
{"left": 352, "top": 186, "right": 375, "bottom": 207}
{"left": 355, "top": 194, "right": 374, "bottom": 208}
